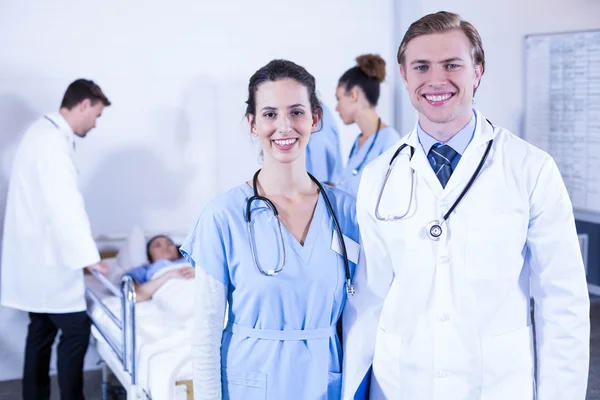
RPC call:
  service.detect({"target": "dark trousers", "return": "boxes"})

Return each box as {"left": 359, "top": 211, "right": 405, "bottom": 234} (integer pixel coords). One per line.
{"left": 23, "top": 311, "right": 91, "bottom": 400}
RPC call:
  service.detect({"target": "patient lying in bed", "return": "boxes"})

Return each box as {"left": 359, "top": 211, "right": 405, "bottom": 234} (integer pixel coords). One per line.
{"left": 122, "top": 235, "right": 195, "bottom": 302}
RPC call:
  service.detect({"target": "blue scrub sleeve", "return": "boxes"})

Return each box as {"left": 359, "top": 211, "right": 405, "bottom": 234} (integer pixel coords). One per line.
{"left": 179, "top": 210, "right": 230, "bottom": 287}
{"left": 123, "top": 265, "right": 149, "bottom": 285}
{"left": 380, "top": 128, "right": 400, "bottom": 152}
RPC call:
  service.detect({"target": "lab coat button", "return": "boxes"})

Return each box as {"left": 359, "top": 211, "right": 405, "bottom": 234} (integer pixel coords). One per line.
{"left": 435, "top": 371, "right": 448, "bottom": 379}
{"left": 439, "top": 256, "right": 449, "bottom": 264}
{"left": 438, "top": 314, "right": 450, "bottom": 322}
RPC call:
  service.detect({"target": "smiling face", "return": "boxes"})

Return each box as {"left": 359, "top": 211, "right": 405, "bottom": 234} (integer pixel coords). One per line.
{"left": 248, "top": 78, "right": 320, "bottom": 165}
{"left": 400, "top": 29, "right": 483, "bottom": 134}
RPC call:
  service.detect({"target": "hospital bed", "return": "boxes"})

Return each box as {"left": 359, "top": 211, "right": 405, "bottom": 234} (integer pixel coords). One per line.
{"left": 84, "top": 258, "right": 194, "bottom": 400}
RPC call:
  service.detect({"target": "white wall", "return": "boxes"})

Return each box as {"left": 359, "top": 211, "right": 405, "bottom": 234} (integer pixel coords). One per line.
{"left": 4, "top": 0, "right": 595, "bottom": 385}
{"left": 0, "top": 0, "right": 396, "bottom": 381}
{"left": 0, "top": 0, "right": 397, "bottom": 240}
{"left": 394, "top": 0, "right": 600, "bottom": 137}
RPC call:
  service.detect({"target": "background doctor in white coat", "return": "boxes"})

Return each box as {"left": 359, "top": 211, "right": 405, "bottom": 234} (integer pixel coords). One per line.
{"left": 1, "top": 79, "right": 111, "bottom": 400}
{"left": 342, "top": 11, "right": 590, "bottom": 400}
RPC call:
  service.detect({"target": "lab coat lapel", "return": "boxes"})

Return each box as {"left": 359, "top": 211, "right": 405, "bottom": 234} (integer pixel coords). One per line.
{"left": 47, "top": 112, "right": 77, "bottom": 161}
{"left": 441, "top": 111, "right": 497, "bottom": 197}
{"left": 405, "top": 131, "right": 444, "bottom": 199}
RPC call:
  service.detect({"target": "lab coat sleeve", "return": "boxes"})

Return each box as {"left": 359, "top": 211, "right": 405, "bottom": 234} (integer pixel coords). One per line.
{"left": 527, "top": 156, "right": 590, "bottom": 399}
{"left": 36, "top": 134, "right": 99, "bottom": 269}
{"left": 192, "top": 268, "right": 227, "bottom": 400}
{"left": 342, "top": 195, "right": 394, "bottom": 399}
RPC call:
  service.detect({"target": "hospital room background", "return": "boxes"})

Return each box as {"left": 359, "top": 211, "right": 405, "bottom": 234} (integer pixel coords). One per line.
{"left": 1, "top": 0, "right": 599, "bottom": 397}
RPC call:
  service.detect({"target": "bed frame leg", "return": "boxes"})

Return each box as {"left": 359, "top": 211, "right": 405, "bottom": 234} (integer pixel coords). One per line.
{"left": 101, "top": 361, "right": 109, "bottom": 400}
{"left": 176, "top": 379, "right": 193, "bottom": 400}
{"left": 127, "top": 385, "right": 143, "bottom": 400}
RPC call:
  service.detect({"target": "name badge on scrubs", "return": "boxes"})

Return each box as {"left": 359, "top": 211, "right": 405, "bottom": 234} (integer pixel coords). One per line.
{"left": 331, "top": 230, "right": 360, "bottom": 264}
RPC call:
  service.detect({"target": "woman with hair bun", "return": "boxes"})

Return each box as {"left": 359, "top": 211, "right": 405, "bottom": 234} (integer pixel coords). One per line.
{"left": 334, "top": 54, "right": 400, "bottom": 197}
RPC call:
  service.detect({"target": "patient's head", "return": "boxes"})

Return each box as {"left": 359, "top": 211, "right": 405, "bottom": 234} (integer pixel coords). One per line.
{"left": 146, "top": 235, "right": 180, "bottom": 263}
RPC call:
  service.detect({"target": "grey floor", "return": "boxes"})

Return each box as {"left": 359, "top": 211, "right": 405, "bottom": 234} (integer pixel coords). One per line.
{"left": 0, "top": 370, "right": 110, "bottom": 400}
{"left": 2, "top": 298, "right": 600, "bottom": 400}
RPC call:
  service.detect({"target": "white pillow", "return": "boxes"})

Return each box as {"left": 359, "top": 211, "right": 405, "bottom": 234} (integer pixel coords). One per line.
{"left": 116, "top": 226, "right": 147, "bottom": 273}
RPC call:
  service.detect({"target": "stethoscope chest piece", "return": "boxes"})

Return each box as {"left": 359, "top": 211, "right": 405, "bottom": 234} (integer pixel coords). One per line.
{"left": 426, "top": 220, "right": 443, "bottom": 241}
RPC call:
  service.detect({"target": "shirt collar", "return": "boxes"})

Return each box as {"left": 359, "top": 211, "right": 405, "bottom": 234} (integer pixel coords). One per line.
{"left": 45, "top": 112, "right": 77, "bottom": 153}
{"left": 417, "top": 109, "right": 477, "bottom": 155}
{"left": 45, "top": 112, "right": 75, "bottom": 139}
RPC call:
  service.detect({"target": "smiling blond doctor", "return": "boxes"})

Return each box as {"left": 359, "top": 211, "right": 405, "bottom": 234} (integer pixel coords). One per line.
{"left": 342, "top": 11, "right": 590, "bottom": 400}
{"left": 1, "top": 79, "right": 111, "bottom": 400}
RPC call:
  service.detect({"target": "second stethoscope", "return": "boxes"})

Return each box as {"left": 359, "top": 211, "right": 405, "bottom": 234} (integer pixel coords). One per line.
{"left": 375, "top": 120, "right": 494, "bottom": 241}
{"left": 245, "top": 170, "right": 355, "bottom": 296}
{"left": 349, "top": 118, "right": 382, "bottom": 176}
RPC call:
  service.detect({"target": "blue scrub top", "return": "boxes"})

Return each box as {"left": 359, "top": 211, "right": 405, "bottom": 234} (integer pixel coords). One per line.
{"left": 306, "top": 103, "right": 343, "bottom": 184}
{"left": 180, "top": 182, "right": 360, "bottom": 400}
{"left": 337, "top": 126, "right": 400, "bottom": 197}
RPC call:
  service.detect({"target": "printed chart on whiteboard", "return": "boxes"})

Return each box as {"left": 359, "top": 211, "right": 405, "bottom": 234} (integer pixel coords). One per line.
{"left": 524, "top": 30, "right": 600, "bottom": 214}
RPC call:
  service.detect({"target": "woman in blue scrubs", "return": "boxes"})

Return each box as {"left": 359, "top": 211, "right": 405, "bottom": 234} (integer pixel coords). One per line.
{"left": 305, "top": 102, "right": 343, "bottom": 185}
{"left": 180, "top": 59, "right": 361, "bottom": 400}
{"left": 335, "top": 54, "right": 400, "bottom": 197}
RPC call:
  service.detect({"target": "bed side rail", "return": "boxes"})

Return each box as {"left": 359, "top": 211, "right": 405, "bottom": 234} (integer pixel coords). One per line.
{"left": 85, "top": 270, "right": 138, "bottom": 385}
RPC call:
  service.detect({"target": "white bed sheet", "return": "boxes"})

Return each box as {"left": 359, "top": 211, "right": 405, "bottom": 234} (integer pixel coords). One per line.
{"left": 85, "top": 272, "right": 192, "bottom": 349}
{"left": 85, "top": 273, "right": 194, "bottom": 399}
{"left": 94, "top": 329, "right": 192, "bottom": 400}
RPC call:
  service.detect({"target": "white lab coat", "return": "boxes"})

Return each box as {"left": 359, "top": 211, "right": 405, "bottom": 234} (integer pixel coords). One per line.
{"left": 342, "top": 110, "right": 590, "bottom": 400}
{"left": 1, "top": 113, "right": 100, "bottom": 313}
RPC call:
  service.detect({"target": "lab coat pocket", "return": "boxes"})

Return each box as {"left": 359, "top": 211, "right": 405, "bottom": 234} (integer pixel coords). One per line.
{"left": 371, "top": 326, "right": 402, "bottom": 398}
{"left": 466, "top": 214, "right": 527, "bottom": 279}
{"left": 222, "top": 367, "right": 267, "bottom": 400}
{"left": 327, "top": 372, "right": 342, "bottom": 399}
{"left": 481, "top": 325, "right": 535, "bottom": 396}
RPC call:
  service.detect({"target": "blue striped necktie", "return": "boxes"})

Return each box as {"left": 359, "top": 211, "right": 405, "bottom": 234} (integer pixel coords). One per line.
{"left": 428, "top": 144, "right": 458, "bottom": 188}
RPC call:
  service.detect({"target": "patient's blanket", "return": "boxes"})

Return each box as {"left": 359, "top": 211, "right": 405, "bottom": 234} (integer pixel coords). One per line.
{"left": 87, "top": 262, "right": 195, "bottom": 399}
{"left": 151, "top": 263, "right": 195, "bottom": 321}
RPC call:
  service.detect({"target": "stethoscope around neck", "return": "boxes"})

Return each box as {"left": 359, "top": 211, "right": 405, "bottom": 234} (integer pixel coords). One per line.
{"left": 44, "top": 115, "right": 59, "bottom": 129}
{"left": 245, "top": 170, "right": 355, "bottom": 296}
{"left": 375, "top": 119, "right": 495, "bottom": 241}
{"left": 350, "top": 118, "right": 382, "bottom": 176}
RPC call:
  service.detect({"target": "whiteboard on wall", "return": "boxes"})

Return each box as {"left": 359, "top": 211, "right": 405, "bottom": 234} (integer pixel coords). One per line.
{"left": 524, "top": 30, "right": 600, "bottom": 218}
